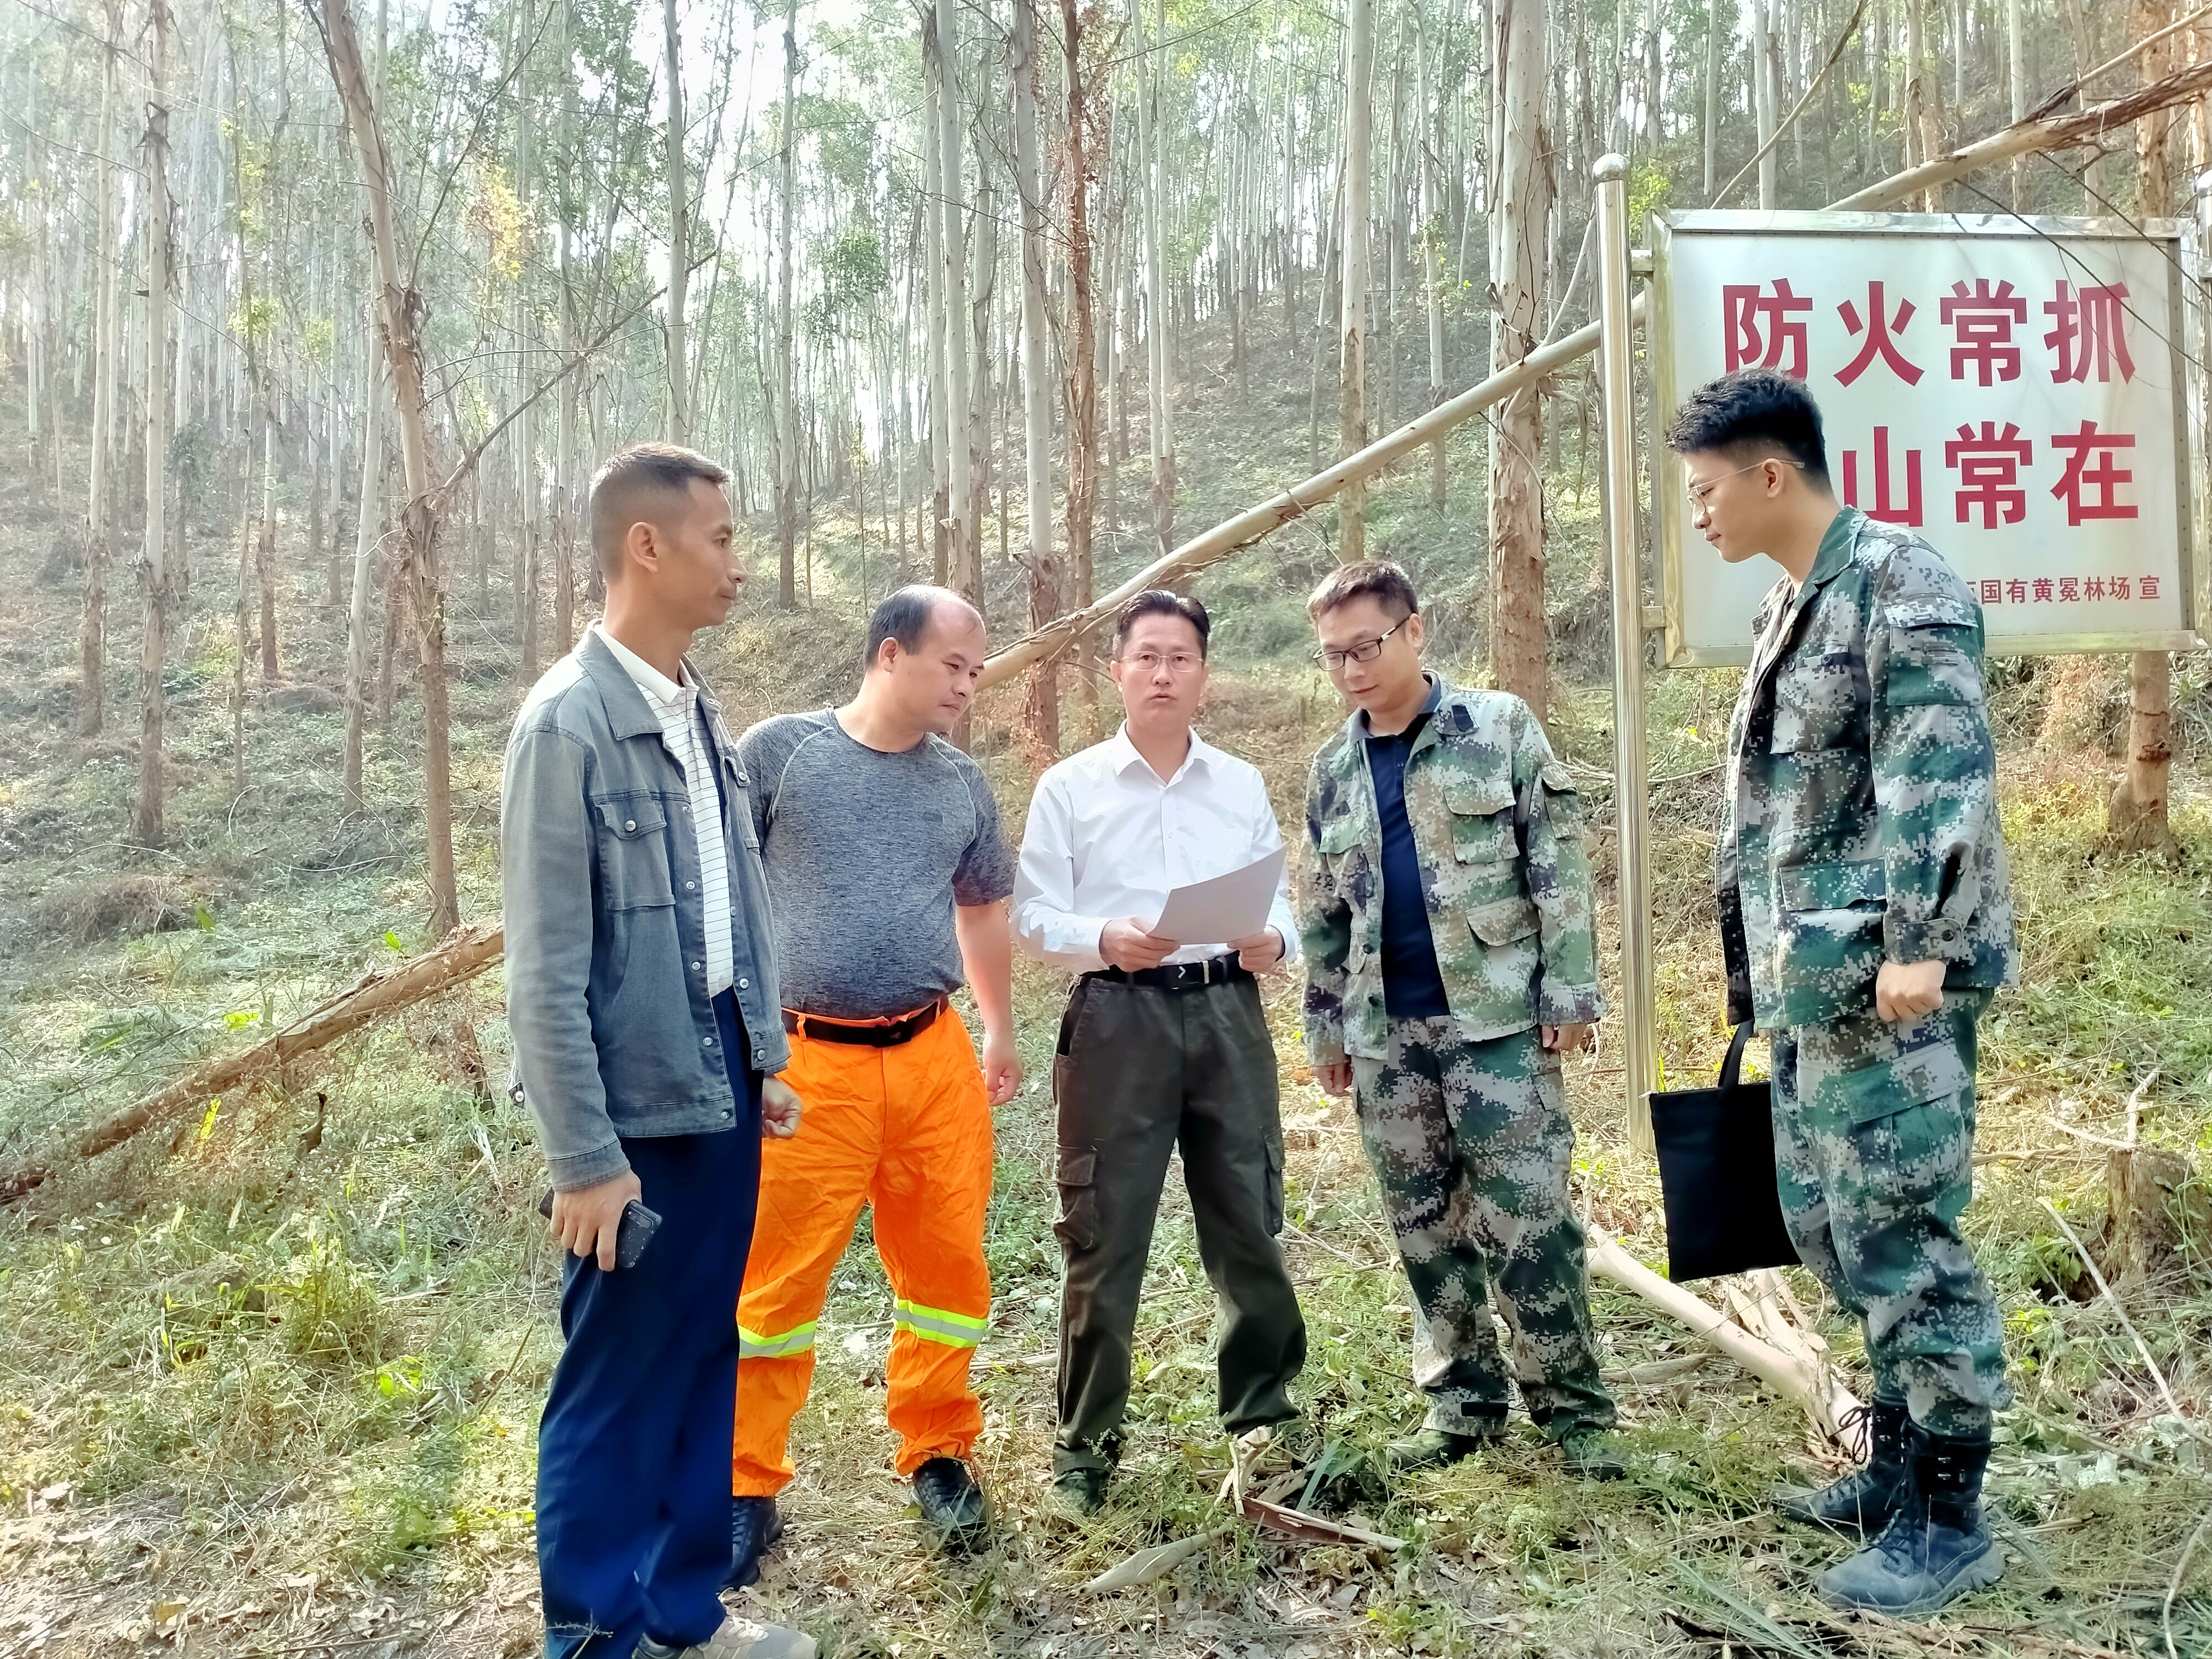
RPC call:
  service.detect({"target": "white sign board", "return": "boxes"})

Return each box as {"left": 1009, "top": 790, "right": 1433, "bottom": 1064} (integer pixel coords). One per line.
{"left": 1651, "top": 211, "right": 2205, "bottom": 664}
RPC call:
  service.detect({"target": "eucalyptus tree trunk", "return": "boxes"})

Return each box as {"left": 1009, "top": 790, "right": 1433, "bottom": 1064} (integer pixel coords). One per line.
{"left": 555, "top": 0, "right": 578, "bottom": 654}
{"left": 2110, "top": 0, "right": 2179, "bottom": 854}
{"left": 1912, "top": 0, "right": 1942, "bottom": 202}
{"left": 663, "top": 0, "right": 689, "bottom": 444}
{"left": 966, "top": 175, "right": 997, "bottom": 609}
{"left": 1645, "top": 0, "right": 1664, "bottom": 150}
{"left": 922, "top": 42, "right": 951, "bottom": 585}
{"left": 775, "top": 0, "right": 800, "bottom": 605}
{"left": 321, "top": 0, "right": 460, "bottom": 937}
{"left": 1339, "top": 0, "right": 1373, "bottom": 560}
{"left": 136, "top": 0, "right": 176, "bottom": 850}
{"left": 231, "top": 427, "right": 258, "bottom": 796}
{"left": 2007, "top": 0, "right": 2026, "bottom": 206}
{"left": 258, "top": 404, "right": 278, "bottom": 680}
{"left": 1282, "top": 71, "right": 1301, "bottom": 342}
{"left": 1418, "top": 2, "right": 1446, "bottom": 507}
{"left": 81, "top": 0, "right": 123, "bottom": 739}
{"left": 1703, "top": 0, "right": 1723, "bottom": 198}
{"left": 1752, "top": 0, "right": 1777, "bottom": 206}
{"left": 1062, "top": 0, "right": 1099, "bottom": 742}
{"left": 1488, "top": 0, "right": 1551, "bottom": 719}
{"left": 1014, "top": 0, "right": 1060, "bottom": 750}
{"left": 1136, "top": 0, "right": 1175, "bottom": 557}
{"left": 934, "top": 0, "right": 977, "bottom": 598}
{"left": 1902, "top": 0, "right": 1926, "bottom": 179}
{"left": 344, "top": 353, "right": 383, "bottom": 819}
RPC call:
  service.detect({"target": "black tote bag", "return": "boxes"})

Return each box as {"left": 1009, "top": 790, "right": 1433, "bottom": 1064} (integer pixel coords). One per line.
{"left": 1647, "top": 1023, "right": 1802, "bottom": 1283}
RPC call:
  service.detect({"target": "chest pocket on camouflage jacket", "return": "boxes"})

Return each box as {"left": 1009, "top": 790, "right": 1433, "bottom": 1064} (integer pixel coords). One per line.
{"left": 1441, "top": 775, "right": 1538, "bottom": 948}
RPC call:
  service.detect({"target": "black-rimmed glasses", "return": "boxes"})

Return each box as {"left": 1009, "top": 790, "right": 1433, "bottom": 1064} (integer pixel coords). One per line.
{"left": 1312, "top": 617, "right": 1407, "bottom": 671}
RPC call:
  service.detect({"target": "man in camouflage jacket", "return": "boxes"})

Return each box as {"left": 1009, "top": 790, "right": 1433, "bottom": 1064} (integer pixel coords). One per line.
{"left": 1300, "top": 561, "right": 1621, "bottom": 1480}
{"left": 1672, "top": 369, "right": 2018, "bottom": 1619}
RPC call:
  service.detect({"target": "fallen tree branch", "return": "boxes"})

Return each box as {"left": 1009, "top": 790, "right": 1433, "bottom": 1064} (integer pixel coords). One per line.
{"left": 1587, "top": 1226, "right": 1866, "bottom": 1455}
{"left": 1829, "top": 56, "right": 2212, "bottom": 211}
{"left": 1082, "top": 1525, "right": 1234, "bottom": 1592}
{"left": 0, "top": 922, "right": 505, "bottom": 1205}
{"left": 973, "top": 60, "right": 2212, "bottom": 693}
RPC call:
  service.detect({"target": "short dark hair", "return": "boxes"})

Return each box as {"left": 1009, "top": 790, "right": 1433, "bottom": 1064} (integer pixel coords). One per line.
{"left": 1664, "top": 368, "right": 1830, "bottom": 484}
{"left": 1113, "top": 590, "right": 1210, "bottom": 658}
{"left": 588, "top": 442, "right": 730, "bottom": 578}
{"left": 863, "top": 584, "right": 979, "bottom": 671}
{"left": 1307, "top": 559, "right": 1418, "bottom": 623}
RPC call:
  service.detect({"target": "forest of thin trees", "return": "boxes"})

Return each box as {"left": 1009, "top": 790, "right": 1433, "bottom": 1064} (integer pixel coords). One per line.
{"left": 0, "top": 0, "right": 2201, "bottom": 931}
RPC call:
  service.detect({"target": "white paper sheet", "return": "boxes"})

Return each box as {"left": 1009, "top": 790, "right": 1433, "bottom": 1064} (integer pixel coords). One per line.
{"left": 1147, "top": 848, "right": 1285, "bottom": 946}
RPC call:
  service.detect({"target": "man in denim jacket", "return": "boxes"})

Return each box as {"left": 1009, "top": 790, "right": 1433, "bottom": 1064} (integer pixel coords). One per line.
{"left": 503, "top": 445, "right": 812, "bottom": 1659}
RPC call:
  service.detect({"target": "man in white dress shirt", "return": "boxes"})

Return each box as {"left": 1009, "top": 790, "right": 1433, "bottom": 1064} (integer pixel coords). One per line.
{"left": 1014, "top": 591, "right": 1307, "bottom": 1519}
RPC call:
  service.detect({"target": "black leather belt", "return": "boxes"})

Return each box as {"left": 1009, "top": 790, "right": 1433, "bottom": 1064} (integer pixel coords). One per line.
{"left": 782, "top": 998, "right": 946, "bottom": 1047}
{"left": 1086, "top": 953, "right": 1250, "bottom": 992}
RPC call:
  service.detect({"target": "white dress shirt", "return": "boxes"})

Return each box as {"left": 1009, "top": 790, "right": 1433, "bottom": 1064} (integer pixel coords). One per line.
{"left": 1013, "top": 724, "right": 1301, "bottom": 973}
{"left": 592, "top": 622, "right": 735, "bottom": 997}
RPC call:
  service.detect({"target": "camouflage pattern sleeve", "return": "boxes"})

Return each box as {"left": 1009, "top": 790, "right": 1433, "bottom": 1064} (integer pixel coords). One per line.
{"left": 1865, "top": 546, "right": 1999, "bottom": 969}
{"left": 1298, "top": 751, "right": 1354, "bottom": 1065}
{"left": 1510, "top": 703, "right": 1605, "bottom": 1027}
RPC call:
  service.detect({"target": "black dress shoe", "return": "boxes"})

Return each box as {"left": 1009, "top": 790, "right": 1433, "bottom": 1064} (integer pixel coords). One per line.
{"left": 726, "top": 1495, "right": 784, "bottom": 1591}
{"left": 911, "top": 1456, "right": 988, "bottom": 1546}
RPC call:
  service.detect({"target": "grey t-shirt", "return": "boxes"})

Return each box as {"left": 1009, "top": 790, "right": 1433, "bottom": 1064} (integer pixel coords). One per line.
{"left": 739, "top": 709, "right": 1018, "bottom": 1019}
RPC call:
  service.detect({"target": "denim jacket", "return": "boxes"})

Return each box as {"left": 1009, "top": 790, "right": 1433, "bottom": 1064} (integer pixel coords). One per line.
{"left": 502, "top": 630, "right": 789, "bottom": 1190}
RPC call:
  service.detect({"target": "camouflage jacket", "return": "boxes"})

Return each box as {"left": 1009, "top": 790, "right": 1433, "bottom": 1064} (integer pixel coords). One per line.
{"left": 1301, "top": 679, "right": 1605, "bottom": 1064}
{"left": 1719, "top": 508, "right": 2018, "bottom": 1033}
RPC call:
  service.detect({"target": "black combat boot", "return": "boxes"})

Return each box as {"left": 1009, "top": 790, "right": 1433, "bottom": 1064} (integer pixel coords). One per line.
{"left": 912, "top": 1455, "right": 989, "bottom": 1550}
{"left": 724, "top": 1495, "right": 784, "bottom": 1592}
{"left": 1820, "top": 1425, "right": 2004, "bottom": 1616}
{"left": 1778, "top": 1397, "right": 1913, "bottom": 1534}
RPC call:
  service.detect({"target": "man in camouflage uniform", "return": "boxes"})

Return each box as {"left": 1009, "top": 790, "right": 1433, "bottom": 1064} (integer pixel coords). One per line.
{"left": 1671, "top": 369, "right": 2018, "bottom": 1618}
{"left": 1299, "top": 561, "right": 1622, "bottom": 1480}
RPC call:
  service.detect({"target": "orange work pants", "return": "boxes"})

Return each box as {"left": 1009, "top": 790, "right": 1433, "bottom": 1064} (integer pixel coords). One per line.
{"left": 732, "top": 1005, "right": 994, "bottom": 1496}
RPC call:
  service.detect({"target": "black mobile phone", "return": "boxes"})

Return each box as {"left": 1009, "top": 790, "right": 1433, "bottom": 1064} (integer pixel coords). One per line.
{"left": 538, "top": 1189, "right": 663, "bottom": 1270}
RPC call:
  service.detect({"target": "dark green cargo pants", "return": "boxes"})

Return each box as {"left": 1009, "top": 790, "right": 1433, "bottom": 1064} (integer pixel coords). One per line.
{"left": 1051, "top": 971, "right": 1308, "bottom": 1477}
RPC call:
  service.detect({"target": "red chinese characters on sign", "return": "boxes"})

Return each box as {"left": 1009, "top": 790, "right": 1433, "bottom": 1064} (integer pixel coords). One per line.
{"left": 1841, "top": 427, "right": 1923, "bottom": 526}
{"left": 1944, "top": 421, "right": 2033, "bottom": 528}
{"left": 1723, "top": 280, "right": 1814, "bottom": 377}
{"left": 2044, "top": 283, "right": 2136, "bottom": 383}
{"left": 1835, "top": 283, "right": 1924, "bottom": 387}
{"left": 1939, "top": 280, "right": 2028, "bottom": 385}
{"left": 2048, "top": 421, "right": 2138, "bottom": 525}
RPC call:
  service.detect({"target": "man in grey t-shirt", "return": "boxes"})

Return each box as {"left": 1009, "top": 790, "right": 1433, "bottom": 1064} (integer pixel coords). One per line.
{"left": 728, "top": 586, "right": 1020, "bottom": 1568}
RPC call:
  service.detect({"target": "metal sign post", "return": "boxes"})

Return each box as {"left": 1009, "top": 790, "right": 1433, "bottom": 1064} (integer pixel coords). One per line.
{"left": 1594, "top": 154, "right": 1658, "bottom": 1158}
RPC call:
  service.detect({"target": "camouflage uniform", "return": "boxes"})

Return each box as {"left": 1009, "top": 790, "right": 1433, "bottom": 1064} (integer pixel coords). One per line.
{"left": 1302, "top": 682, "right": 1614, "bottom": 1437}
{"left": 1720, "top": 507, "right": 2017, "bottom": 1435}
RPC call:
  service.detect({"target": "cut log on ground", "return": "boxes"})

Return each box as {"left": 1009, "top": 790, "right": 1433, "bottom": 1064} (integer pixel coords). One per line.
{"left": 1587, "top": 1226, "right": 1867, "bottom": 1456}
{"left": 973, "top": 61, "right": 2212, "bottom": 696}
{"left": 0, "top": 922, "right": 505, "bottom": 1205}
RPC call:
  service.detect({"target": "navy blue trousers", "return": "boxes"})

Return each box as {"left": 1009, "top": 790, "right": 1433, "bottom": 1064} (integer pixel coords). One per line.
{"left": 539, "top": 991, "right": 763, "bottom": 1659}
